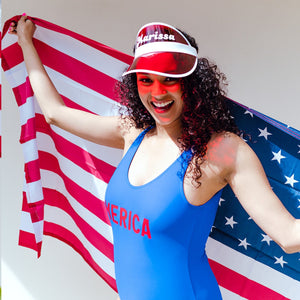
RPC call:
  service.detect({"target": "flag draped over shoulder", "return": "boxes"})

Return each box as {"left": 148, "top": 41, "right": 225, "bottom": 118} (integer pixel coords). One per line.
{"left": 2, "top": 16, "right": 300, "bottom": 299}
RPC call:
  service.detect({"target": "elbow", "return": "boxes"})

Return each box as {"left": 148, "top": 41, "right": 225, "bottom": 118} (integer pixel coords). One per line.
{"left": 44, "top": 114, "right": 56, "bottom": 125}
{"left": 280, "top": 244, "right": 298, "bottom": 254}
{"left": 279, "top": 234, "right": 300, "bottom": 253}
{"left": 277, "top": 228, "right": 300, "bottom": 254}
{"left": 44, "top": 108, "right": 62, "bottom": 125}
{"left": 277, "top": 220, "right": 300, "bottom": 254}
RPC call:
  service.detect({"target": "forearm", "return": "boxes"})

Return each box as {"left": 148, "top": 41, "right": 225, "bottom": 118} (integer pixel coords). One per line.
{"left": 20, "top": 39, "right": 66, "bottom": 124}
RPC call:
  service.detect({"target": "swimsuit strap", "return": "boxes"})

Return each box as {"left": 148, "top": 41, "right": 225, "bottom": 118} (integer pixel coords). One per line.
{"left": 124, "top": 126, "right": 154, "bottom": 160}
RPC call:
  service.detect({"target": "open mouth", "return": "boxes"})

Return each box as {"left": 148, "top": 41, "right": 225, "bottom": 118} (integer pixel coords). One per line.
{"left": 151, "top": 100, "right": 174, "bottom": 112}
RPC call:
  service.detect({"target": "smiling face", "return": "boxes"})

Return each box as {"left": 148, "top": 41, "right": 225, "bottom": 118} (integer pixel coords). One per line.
{"left": 136, "top": 73, "right": 184, "bottom": 128}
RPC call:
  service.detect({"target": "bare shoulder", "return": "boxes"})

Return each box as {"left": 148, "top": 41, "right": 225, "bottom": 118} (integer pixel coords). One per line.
{"left": 206, "top": 131, "right": 243, "bottom": 164}
{"left": 120, "top": 117, "right": 144, "bottom": 153}
{"left": 205, "top": 131, "right": 256, "bottom": 178}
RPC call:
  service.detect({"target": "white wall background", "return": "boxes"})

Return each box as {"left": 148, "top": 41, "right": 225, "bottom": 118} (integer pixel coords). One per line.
{"left": 1, "top": 1, "right": 299, "bottom": 299}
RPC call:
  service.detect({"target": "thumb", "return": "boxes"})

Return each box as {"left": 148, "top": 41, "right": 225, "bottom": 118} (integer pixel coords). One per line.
{"left": 19, "top": 13, "right": 28, "bottom": 23}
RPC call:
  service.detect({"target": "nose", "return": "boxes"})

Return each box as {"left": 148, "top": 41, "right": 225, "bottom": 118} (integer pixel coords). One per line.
{"left": 151, "top": 80, "right": 167, "bottom": 97}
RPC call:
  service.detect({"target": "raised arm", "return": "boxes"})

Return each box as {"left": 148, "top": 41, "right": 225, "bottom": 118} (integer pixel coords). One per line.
{"left": 9, "top": 14, "right": 125, "bottom": 149}
{"left": 226, "top": 135, "right": 300, "bottom": 254}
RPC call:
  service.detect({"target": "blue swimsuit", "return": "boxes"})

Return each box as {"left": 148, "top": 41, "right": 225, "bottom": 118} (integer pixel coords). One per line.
{"left": 105, "top": 128, "right": 222, "bottom": 300}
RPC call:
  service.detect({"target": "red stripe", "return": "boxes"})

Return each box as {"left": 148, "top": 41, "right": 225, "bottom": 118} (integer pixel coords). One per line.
{"left": 35, "top": 113, "right": 116, "bottom": 183}
{"left": 44, "top": 221, "right": 117, "bottom": 292}
{"left": 209, "top": 259, "right": 289, "bottom": 300}
{"left": 25, "top": 159, "right": 41, "bottom": 183}
{"left": 3, "top": 16, "right": 132, "bottom": 66}
{"left": 20, "top": 117, "right": 36, "bottom": 144}
{"left": 32, "top": 17, "right": 132, "bottom": 65}
{"left": 52, "top": 131, "right": 116, "bottom": 183}
{"left": 34, "top": 39, "right": 120, "bottom": 102}
{"left": 61, "top": 94, "right": 94, "bottom": 113}
{"left": 21, "top": 192, "right": 44, "bottom": 223}
{"left": 38, "top": 150, "right": 111, "bottom": 225}
{"left": 43, "top": 188, "right": 114, "bottom": 260}
{"left": 2, "top": 41, "right": 121, "bottom": 105}
{"left": 12, "top": 78, "right": 34, "bottom": 107}
{"left": 1, "top": 42, "right": 24, "bottom": 71}
{"left": 19, "top": 230, "right": 42, "bottom": 257}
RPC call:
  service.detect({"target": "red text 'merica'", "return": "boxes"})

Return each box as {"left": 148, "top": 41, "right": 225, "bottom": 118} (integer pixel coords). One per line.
{"left": 106, "top": 203, "right": 152, "bottom": 239}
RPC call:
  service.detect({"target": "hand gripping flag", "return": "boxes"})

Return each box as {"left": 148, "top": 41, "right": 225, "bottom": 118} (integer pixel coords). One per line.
{"left": 2, "top": 16, "right": 300, "bottom": 299}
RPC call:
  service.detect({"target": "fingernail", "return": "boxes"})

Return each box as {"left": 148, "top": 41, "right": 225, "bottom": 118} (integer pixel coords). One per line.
{"left": 22, "top": 13, "right": 27, "bottom": 16}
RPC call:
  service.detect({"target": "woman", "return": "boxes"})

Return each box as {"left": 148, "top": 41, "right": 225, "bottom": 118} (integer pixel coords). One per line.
{"left": 10, "top": 15, "right": 300, "bottom": 300}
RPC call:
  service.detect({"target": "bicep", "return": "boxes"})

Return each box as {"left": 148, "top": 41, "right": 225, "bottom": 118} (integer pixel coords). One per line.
{"left": 227, "top": 141, "right": 295, "bottom": 249}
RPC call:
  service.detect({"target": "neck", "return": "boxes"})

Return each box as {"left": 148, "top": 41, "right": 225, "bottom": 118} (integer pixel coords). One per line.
{"left": 154, "top": 121, "right": 182, "bottom": 144}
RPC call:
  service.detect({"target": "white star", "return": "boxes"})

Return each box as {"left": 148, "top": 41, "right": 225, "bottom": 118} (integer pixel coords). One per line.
{"left": 298, "top": 145, "right": 300, "bottom": 154}
{"left": 210, "top": 225, "right": 216, "bottom": 233}
{"left": 238, "top": 238, "right": 251, "bottom": 250}
{"left": 258, "top": 127, "right": 272, "bottom": 140}
{"left": 244, "top": 110, "right": 253, "bottom": 118}
{"left": 225, "top": 216, "right": 238, "bottom": 229}
{"left": 284, "top": 174, "right": 299, "bottom": 187}
{"left": 219, "top": 198, "right": 226, "bottom": 206}
{"left": 274, "top": 256, "right": 287, "bottom": 268}
{"left": 261, "top": 234, "right": 273, "bottom": 245}
{"left": 271, "top": 150, "right": 286, "bottom": 164}
{"left": 298, "top": 199, "right": 300, "bottom": 209}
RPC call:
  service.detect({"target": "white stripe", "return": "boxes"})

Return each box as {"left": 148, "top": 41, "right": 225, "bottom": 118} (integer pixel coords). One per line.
{"left": 206, "top": 237, "right": 300, "bottom": 298}
{"left": 3, "top": 62, "right": 27, "bottom": 88}
{"left": 19, "top": 97, "right": 35, "bottom": 126}
{"left": 1, "top": 25, "right": 129, "bottom": 80}
{"left": 26, "top": 180, "right": 44, "bottom": 204}
{"left": 35, "top": 119, "right": 122, "bottom": 169}
{"left": 40, "top": 169, "right": 113, "bottom": 243}
{"left": 44, "top": 205, "right": 115, "bottom": 278}
{"left": 135, "top": 41, "right": 197, "bottom": 58}
{"left": 3, "top": 43, "right": 123, "bottom": 168}
{"left": 21, "top": 139, "right": 39, "bottom": 163}
{"left": 2, "top": 31, "right": 18, "bottom": 49}
{"left": 35, "top": 25, "right": 128, "bottom": 80}
{"left": 220, "top": 287, "right": 247, "bottom": 300}
{"left": 49, "top": 126, "right": 123, "bottom": 167}
{"left": 44, "top": 65, "right": 121, "bottom": 116}
{"left": 36, "top": 132, "right": 109, "bottom": 201}
{"left": 32, "top": 219, "right": 44, "bottom": 243}
{"left": 19, "top": 211, "right": 44, "bottom": 243}
{"left": 20, "top": 211, "right": 35, "bottom": 234}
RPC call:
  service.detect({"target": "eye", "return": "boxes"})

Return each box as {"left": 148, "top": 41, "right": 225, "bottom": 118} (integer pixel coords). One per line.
{"left": 137, "top": 76, "right": 153, "bottom": 85}
{"left": 164, "top": 77, "right": 178, "bottom": 84}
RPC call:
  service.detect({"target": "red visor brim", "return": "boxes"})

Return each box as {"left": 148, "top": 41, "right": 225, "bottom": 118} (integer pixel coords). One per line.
{"left": 123, "top": 52, "right": 197, "bottom": 77}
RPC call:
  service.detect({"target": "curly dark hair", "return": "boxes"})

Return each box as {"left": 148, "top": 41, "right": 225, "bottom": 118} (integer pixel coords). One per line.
{"left": 115, "top": 28, "right": 240, "bottom": 186}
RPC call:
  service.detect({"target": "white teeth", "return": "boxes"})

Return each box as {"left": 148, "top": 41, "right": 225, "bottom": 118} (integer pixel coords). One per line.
{"left": 152, "top": 100, "right": 174, "bottom": 108}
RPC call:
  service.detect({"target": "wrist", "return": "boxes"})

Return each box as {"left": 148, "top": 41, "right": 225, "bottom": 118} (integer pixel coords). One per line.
{"left": 19, "top": 37, "right": 35, "bottom": 49}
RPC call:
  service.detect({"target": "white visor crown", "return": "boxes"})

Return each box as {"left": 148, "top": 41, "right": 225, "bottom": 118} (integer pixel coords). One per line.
{"left": 123, "top": 22, "right": 198, "bottom": 78}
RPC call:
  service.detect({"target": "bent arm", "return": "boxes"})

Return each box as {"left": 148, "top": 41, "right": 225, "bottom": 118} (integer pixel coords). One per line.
{"left": 227, "top": 137, "right": 300, "bottom": 254}
{"left": 10, "top": 15, "right": 125, "bottom": 149}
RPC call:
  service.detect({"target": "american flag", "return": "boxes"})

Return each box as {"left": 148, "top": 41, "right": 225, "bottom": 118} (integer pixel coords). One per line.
{"left": 2, "top": 16, "right": 299, "bottom": 299}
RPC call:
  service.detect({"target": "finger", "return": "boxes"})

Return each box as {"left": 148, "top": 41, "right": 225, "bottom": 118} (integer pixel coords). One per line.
{"left": 8, "top": 21, "right": 17, "bottom": 34}
{"left": 20, "top": 13, "right": 27, "bottom": 22}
